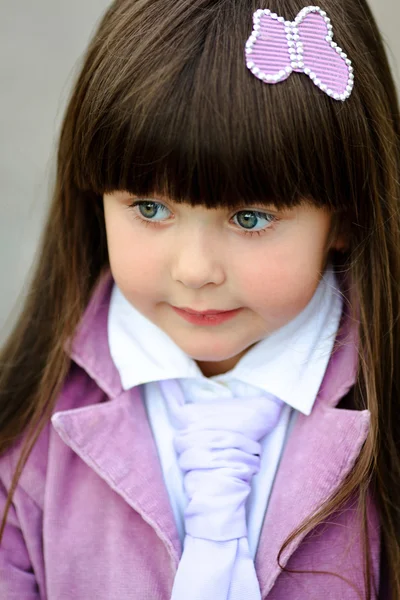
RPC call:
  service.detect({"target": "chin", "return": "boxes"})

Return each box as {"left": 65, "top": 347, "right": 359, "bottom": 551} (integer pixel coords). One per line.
{"left": 188, "top": 351, "right": 231, "bottom": 363}
{"left": 181, "top": 340, "right": 246, "bottom": 363}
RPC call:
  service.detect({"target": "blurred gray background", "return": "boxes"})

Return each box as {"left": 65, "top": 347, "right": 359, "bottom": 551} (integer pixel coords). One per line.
{"left": 1, "top": 1, "right": 399, "bottom": 343}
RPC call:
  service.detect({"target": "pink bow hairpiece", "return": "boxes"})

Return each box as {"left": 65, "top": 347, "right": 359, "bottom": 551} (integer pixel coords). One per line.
{"left": 245, "top": 5, "right": 354, "bottom": 101}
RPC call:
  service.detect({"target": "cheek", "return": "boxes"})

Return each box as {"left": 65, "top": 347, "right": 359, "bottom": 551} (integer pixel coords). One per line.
{"left": 236, "top": 240, "right": 326, "bottom": 324}
{"left": 105, "top": 215, "right": 163, "bottom": 300}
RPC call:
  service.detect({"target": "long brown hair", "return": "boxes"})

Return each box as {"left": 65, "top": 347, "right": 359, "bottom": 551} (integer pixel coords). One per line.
{"left": 1, "top": 0, "right": 400, "bottom": 596}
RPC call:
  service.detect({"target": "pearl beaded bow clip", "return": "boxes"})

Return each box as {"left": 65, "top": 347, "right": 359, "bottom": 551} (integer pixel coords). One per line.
{"left": 245, "top": 5, "right": 354, "bottom": 101}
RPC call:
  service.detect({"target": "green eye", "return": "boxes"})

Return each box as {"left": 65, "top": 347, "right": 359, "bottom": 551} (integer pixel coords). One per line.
{"left": 233, "top": 210, "right": 275, "bottom": 231}
{"left": 135, "top": 201, "right": 171, "bottom": 221}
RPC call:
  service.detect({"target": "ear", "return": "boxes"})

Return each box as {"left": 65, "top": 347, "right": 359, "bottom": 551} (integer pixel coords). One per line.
{"left": 331, "top": 232, "right": 349, "bottom": 252}
{"left": 330, "top": 215, "right": 350, "bottom": 253}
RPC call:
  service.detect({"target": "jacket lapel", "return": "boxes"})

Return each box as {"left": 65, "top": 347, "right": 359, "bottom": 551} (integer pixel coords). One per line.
{"left": 52, "top": 386, "right": 182, "bottom": 569}
{"left": 54, "top": 271, "right": 181, "bottom": 568}
{"left": 256, "top": 307, "right": 370, "bottom": 596}
{"left": 255, "top": 405, "right": 370, "bottom": 596}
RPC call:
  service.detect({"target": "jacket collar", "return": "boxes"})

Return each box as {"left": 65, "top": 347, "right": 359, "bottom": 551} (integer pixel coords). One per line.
{"left": 255, "top": 305, "right": 368, "bottom": 594}
{"left": 54, "top": 270, "right": 369, "bottom": 595}
{"left": 255, "top": 288, "right": 367, "bottom": 596}
{"left": 58, "top": 271, "right": 181, "bottom": 566}
{"left": 64, "top": 271, "right": 124, "bottom": 399}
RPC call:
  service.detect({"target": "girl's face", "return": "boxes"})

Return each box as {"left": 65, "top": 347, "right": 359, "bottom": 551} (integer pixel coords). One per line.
{"left": 103, "top": 192, "right": 344, "bottom": 376}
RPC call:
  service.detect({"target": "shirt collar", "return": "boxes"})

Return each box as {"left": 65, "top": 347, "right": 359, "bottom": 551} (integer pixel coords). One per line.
{"left": 107, "top": 265, "right": 343, "bottom": 416}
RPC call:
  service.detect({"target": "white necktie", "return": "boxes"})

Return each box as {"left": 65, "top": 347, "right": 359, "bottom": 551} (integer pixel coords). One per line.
{"left": 160, "top": 379, "right": 284, "bottom": 600}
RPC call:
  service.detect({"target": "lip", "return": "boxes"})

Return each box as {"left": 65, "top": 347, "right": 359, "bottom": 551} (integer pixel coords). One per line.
{"left": 171, "top": 306, "right": 243, "bottom": 326}
{"left": 178, "top": 307, "right": 236, "bottom": 315}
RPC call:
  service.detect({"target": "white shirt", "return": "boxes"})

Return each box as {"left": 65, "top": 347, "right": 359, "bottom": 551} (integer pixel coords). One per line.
{"left": 108, "top": 265, "right": 343, "bottom": 556}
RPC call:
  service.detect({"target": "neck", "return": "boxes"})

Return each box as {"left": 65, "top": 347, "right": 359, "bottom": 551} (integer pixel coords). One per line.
{"left": 196, "top": 347, "right": 253, "bottom": 377}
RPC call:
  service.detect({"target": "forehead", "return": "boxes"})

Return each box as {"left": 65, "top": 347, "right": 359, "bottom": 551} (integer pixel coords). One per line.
{"left": 75, "top": 2, "right": 363, "bottom": 218}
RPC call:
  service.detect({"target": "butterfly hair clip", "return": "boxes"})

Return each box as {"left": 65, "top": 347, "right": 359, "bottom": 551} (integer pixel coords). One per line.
{"left": 245, "top": 5, "right": 354, "bottom": 101}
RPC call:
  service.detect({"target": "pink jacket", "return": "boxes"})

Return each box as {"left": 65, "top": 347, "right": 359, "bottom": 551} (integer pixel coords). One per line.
{"left": 0, "top": 273, "right": 381, "bottom": 599}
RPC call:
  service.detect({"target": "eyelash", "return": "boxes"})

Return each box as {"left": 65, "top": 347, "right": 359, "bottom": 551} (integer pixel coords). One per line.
{"left": 127, "top": 200, "right": 280, "bottom": 237}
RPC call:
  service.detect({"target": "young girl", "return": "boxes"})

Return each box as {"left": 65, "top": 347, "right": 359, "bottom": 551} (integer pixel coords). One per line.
{"left": 1, "top": 0, "right": 399, "bottom": 598}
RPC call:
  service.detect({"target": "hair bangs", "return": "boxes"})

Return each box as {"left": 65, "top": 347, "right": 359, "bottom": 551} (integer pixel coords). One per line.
{"left": 70, "top": 0, "right": 366, "bottom": 214}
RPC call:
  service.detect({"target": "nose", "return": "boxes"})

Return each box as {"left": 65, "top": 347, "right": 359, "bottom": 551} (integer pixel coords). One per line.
{"left": 171, "top": 228, "right": 225, "bottom": 289}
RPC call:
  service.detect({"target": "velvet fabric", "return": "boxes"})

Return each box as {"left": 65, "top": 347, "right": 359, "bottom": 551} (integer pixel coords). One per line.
{"left": 0, "top": 271, "right": 380, "bottom": 599}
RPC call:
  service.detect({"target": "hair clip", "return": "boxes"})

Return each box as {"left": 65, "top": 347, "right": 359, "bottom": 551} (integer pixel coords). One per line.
{"left": 245, "top": 5, "right": 354, "bottom": 101}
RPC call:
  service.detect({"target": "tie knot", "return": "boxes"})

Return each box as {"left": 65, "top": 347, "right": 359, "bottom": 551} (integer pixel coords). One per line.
{"left": 171, "top": 394, "right": 283, "bottom": 541}
{"left": 177, "top": 394, "right": 282, "bottom": 431}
